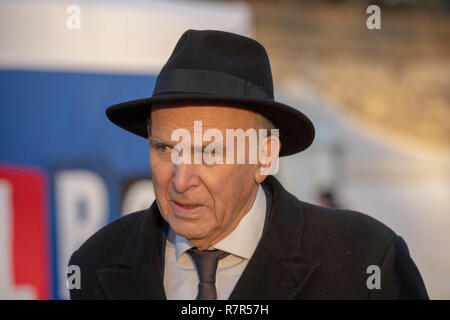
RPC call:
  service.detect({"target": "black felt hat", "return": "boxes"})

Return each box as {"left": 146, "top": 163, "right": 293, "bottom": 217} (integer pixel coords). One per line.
{"left": 106, "top": 29, "right": 315, "bottom": 156}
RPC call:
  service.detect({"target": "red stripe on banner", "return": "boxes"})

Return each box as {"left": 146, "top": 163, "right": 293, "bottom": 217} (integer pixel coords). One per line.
{"left": 0, "top": 163, "right": 51, "bottom": 300}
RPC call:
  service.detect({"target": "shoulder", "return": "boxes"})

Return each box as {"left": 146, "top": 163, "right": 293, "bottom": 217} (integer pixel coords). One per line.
{"left": 298, "top": 202, "right": 428, "bottom": 299}
{"left": 298, "top": 201, "right": 398, "bottom": 274}
{"left": 267, "top": 175, "right": 396, "bottom": 248}
{"left": 300, "top": 201, "right": 396, "bottom": 245}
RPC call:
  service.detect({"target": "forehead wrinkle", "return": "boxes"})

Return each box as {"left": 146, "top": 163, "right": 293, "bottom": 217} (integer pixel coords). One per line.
{"left": 201, "top": 110, "right": 258, "bottom": 131}
{"left": 151, "top": 105, "right": 259, "bottom": 131}
{"left": 150, "top": 117, "right": 186, "bottom": 141}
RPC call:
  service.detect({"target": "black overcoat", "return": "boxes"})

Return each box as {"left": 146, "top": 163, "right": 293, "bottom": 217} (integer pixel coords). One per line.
{"left": 69, "top": 176, "right": 428, "bottom": 299}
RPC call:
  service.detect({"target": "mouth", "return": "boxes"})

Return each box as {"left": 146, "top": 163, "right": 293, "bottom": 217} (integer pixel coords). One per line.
{"left": 171, "top": 200, "right": 204, "bottom": 216}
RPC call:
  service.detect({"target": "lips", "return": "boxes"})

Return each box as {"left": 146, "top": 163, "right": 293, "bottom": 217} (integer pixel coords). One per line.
{"left": 173, "top": 201, "right": 201, "bottom": 208}
{"left": 171, "top": 200, "right": 204, "bottom": 216}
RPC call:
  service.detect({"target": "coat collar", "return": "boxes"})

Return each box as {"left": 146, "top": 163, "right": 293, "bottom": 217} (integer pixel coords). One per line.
{"left": 229, "top": 176, "right": 319, "bottom": 299}
{"left": 96, "top": 176, "right": 319, "bottom": 299}
{"left": 96, "top": 201, "right": 169, "bottom": 299}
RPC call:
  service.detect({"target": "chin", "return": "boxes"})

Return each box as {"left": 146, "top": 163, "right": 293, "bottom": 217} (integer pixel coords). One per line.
{"left": 171, "top": 220, "right": 210, "bottom": 241}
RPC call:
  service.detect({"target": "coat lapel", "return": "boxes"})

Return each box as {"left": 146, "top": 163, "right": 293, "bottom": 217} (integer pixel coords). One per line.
{"left": 96, "top": 202, "right": 168, "bottom": 299}
{"left": 229, "top": 176, "right": 319, "bottom": 299}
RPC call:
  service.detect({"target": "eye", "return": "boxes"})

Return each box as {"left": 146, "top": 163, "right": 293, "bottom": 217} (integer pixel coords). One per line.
{"left": 158, "top": 145, "right": 171, "bottom": 153}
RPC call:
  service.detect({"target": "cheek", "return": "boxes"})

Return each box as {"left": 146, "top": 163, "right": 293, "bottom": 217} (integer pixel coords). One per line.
{"left": 205, "top": 165, "right": 255, "bottom": 214}
{"left": 220, "top": 165, "right": 255, "bottom": 189}
{"left": 149, "top": 154, "right": 172, "bottom": 201}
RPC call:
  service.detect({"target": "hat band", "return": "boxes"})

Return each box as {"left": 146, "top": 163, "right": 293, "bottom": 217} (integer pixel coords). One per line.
{"left": 152, "top": 69, "right": 270, "bottom": 99}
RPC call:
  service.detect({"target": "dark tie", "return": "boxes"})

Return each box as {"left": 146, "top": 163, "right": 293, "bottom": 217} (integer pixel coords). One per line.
{"left": 188, "top": 248, "right": 229, "bottom": 300}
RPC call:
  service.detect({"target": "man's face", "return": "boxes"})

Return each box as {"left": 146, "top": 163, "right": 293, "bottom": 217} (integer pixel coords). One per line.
{"left": 148, "top": 105, "right": 265, "bottom": 249}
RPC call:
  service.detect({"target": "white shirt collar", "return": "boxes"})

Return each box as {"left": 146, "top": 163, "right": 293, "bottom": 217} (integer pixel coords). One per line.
{"left": 169, "top": 184, "right": 267, "bottom": 262}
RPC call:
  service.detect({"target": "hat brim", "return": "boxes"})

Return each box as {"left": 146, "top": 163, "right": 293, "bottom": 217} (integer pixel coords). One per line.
{"left": 105, "top": 94, "right": 315, "bottom": 157}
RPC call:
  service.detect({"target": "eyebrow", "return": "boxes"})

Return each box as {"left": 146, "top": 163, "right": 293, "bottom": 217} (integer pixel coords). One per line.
{"left": 147, "top": 136, "right": 171, "bottom": 146}
{"left": 148, "top": 135, "right": 224, "bottom": 150}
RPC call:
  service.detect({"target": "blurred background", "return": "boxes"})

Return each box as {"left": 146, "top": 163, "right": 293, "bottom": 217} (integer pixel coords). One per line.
{"left": 0, "top": 0, "right": 449, "bottom": 299}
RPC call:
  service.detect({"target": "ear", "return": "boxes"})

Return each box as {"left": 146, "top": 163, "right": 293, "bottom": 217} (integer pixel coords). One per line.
{"left": 254, "top": 134, "right": 281, "bottom": 184}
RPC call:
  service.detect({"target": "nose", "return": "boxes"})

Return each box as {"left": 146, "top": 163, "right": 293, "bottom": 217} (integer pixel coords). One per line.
{"left": 172, "top": 162, "right": 201, "bottom": 194}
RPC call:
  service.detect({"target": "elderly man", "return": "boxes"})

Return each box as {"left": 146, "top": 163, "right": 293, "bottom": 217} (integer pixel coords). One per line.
{"left": 68, "top": 30, "right": 428, "bottom": 300}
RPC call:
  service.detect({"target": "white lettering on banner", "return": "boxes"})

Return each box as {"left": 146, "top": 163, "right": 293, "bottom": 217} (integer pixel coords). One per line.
{"left": 121, "top": 179, "right": 155, "bottom": 216}
{"left": 0, "top": 179, "right": 36, "bottom": 299}
{"left": 55, "top": 170, "right": 108, "bottom": 299}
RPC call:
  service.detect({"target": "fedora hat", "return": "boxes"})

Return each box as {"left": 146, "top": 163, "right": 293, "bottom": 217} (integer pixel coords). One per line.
{"left": 106, "top": 29, "right": 314, "bottom": 156}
